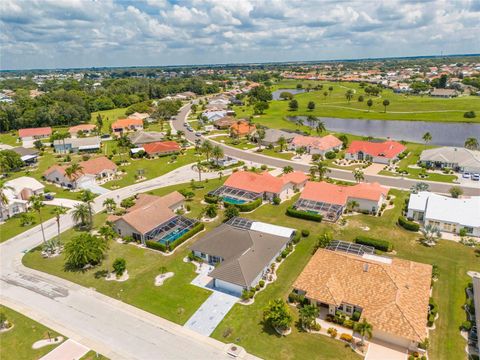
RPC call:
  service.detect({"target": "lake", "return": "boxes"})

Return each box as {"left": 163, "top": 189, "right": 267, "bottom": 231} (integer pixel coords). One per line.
{"left": 287, "top": 116, "right": 480, "bottom": 146}
{"left": 272, "top": 89, "right": 306, "bottom": 100}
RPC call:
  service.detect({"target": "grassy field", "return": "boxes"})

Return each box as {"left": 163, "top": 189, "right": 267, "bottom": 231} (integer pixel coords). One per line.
{"left": 0, "top": 131, "right": 20, "bottom": 146}
{"left": 90, "top": 107, "right": 128, "bottom": 133}
{"left": 211, "top": 135, "right": 258, "bottom": 150}
{"left": 0, "top": 305, "right": 64, "bottom": 360}
{"left": 263, "top": 80, "right": 480, "bottom": 123}
{"left": 0, "top": 205, "right": 58, "bottom": 243}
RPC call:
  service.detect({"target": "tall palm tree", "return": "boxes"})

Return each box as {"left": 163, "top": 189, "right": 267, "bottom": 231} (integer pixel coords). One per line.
{"left": 192, "top": 161, "right": 205, "bottom": 182}
{"left": 103, "top": 198, "right": 116, "bottom": 213}
{"left": 420, "top": 224, "right": 442, "bottom": 246}
{"left": 347, "top": 200, "right": 359, "bottom": 212}
{"left": 422, "top": 132, "right": 432, "bottom": 148}
{"left": 29, "top": 195, "right": 47, "bottom": 245}
{"left": 278, "top": 136, "right": 286, "bottom": 152}
{"left": 306, "top": 115, "right": 317, "bottom": 127}
{"left": 353, "top": 169, "right": 365, "bottom": 183}
{"left": 0, "top": 182, "right": 13, "bottom": 207}
{"left": 345, "top": 89, "right": 354, "bottom": 102}
{"left": 52, "top": 206, "right": 67, "bottom": 243}
{"left": 72, "top": 203, "right": 90, "bottom": 229}
{"left": 212, "top": 145, "right": 224, "bottom": 165}
{"left": 98, "top": 224, "right": 117, "bottom": 243}
{"left": 282, "top": 166, "right": 294, "bottom": 174}
{"left": 80, "top": 190, "right": 95, "bottom": 227}
{"left": 65, "top": 163, "right": 83, "bottom": 188}
{"left": 464, "top": 137, "right": 479, "bottom": 150}
{"left": 315, "top": 120, "right": 326, "bottom": 135}
{"left": 357, "top": 318, "right": 373, "bottom": 345}
{"left": 314, "top": 161, "right": 331, "bottom": 181}
{"left": 382, "top": 99, "right": 390, "bottom": 113}
{"left": 256, "top": 128, "right": 266, "bottom": 150}
{"left": 200, "top": 140, "right": 213, "bottom": 161}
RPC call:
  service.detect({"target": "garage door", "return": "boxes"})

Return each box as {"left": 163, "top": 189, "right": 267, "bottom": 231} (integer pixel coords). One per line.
{"left": 214, "top": 279, "right": 244, "bottom": 296}
{"left": 373, "top": 329, "right": 411, "bottom": 348}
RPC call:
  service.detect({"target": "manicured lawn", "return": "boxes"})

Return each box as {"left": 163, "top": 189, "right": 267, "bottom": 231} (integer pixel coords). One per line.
{"left": 211, "top": 136, "right": 257, "bottom": 150}
{"left": 80, "top": 351, "right": 109, "bottom": 360}
{"left": 212, "top": 189, "right": 479, "bottom": 360}
{"left": 90, "top": 107, "right": 128, "bottom": 133}
{"left": 0, "top": 205, "right": 58, "bottom": 243}
{"left": 22, "top": 179, "right": 228, "bottom": 325}
{"left": 258, "top": 147, "right": 294, "bottom": 160}
{"left": 0, "top": 131, "right": 20, "bottom": 146}
{"left": 0, "top": 305, "right": 64, "bottom": 360}
{"left": 264, "top": 80, "right": 480, "bottom": 123}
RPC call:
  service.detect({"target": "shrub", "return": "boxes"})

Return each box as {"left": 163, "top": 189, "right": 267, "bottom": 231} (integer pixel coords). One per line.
{"left": 234, "top": 197, "right": 262, "bottom": 212}
{"left": 398, "top": 216, "right": 420, "bottom": 231}
{"left": 327, "top": 327, "right": 338, "bottom": 338}
{"left": 120, "top": 196, "right": 135, "bottom": 208}
{"left": 168, "top": 222, "right": 205, "bottom": 251}
{"left": 146, "top": 240, "right": 167, "bottom": 252}
{"left": 260, "top": 164, "right": 268, "bottom": 170}
{"left": 281, "top": 250, "right": 288, "bottom": 258}
{"left": 325, "top": 151, "right": 336, "bottom": 159}
{"left": 272, "top": 196, "right": 281, "bottom": 205}
{"left": 352, "top": 311, "right": 361, "bottom": 321}
{"left": 255, "top": 284, "right": 260, "bottom": 291}
{"left": 112, "top": 258, "right": 126, "bottom": 276}
{"left": 427, "top": 314, "right": 435, "bottom": 327}
{"left": 301, "top": 229, "right": 310, "bottom": 237}
{"left": 464, "top": 110, "right": 476, "bottom": 118}
{"left": 204, "top": 194, "right": 219, "bottom": 204}
{"left": 355, "top": 235, "right": 392, "bottom": 252}
{"left": 292, "top": 231, "right": 302, "bottom": 244}
{"left": 276, "top": 256, "right": 282, "bottom": 262}
{"left": 311, "top": 322, "right": 321, "bottom": 331}
{"left": 241, "top": 290, "right": 250, "bottom": 300}
{"left": 343, "top": 319, "right": 354, "bottom": 329}
{"left": 340, "top": 333, "right": 353, "bottom": 343}
{"left": 286, "top": 207, "right": 322, "bottom": 222}
{"left": 259, "top": 280, "right": 265, "bottom": 288}
{"left": 461, "top": 320, "right": 472, "bottom": 330}
{"left": 408, "top": 356, "right": 415, "bottom": 360}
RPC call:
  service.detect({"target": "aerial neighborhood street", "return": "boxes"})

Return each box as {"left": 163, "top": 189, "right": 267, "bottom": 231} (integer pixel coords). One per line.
{"left": 1, "top": 2, "right": 480, "bottom": 360}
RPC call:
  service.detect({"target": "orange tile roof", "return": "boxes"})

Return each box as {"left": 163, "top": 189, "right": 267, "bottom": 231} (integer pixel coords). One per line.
{"left": 111, "top": 118, "right": 143, "bottom": 130}
{"left": 294, "top": 249, "right": 432, "bottom": 342}
{"left": 230, "top": 121, "right": 256, "bottom": 136}
{"left": 142, "top": 141, "right": 180, "bottom": 155}
{"left": 18, "top": 127, "right": 52, "bottom": 138}
{"left": 300, "top": 181, "right": 388, "bottom": 205}
{"left": 69, "top": 124, "right": 96, "bottom": 134}
{"left": 347, "top": 140, "right": 406, "bottom": 159}
{"left": 292, "top": 134, "right": 342, "bottom": 151}
{"left": 224, "top": 170, "right": 305, "bottom": 194}
{"left": 281, "top": 171, "right": 308, "bottom": 185}
{"left": 44, "top": 156, "right": 116, "bottom": 178}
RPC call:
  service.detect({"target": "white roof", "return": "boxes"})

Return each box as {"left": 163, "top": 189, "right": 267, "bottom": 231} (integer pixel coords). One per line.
{"left": 5, "top": 176, "right": 44, "bottom": 194}
{"left": 251, "top": 221, "right": 295, "bottom": 238}
{"left": 420, "top": 147, "right": 480, "bottom": 169}
{"left": 407, "top": 191, "right": 430, "bottom": 212}
{"left": 413, "top": 192, "right": 480, "bottom": 227}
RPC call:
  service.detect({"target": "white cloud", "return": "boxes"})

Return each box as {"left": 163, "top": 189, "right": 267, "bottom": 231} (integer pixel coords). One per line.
{"left": 0, "top": 0, "right": 479, "bottom": 69}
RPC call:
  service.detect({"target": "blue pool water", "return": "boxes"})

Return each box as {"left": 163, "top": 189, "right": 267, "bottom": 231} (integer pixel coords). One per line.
{"left": 223, "top": 196, "right": 247, "bottom": 205}
{"left": 159, "top": 228, "right": 189, "bottom": 244}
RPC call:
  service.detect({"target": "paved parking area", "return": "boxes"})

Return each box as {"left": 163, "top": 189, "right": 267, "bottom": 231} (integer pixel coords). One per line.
{"left": 40, "top": 339, "right": 89, "bottom": 360}
{"left": 365, "top": 340, "right": 407, "bottom": 360}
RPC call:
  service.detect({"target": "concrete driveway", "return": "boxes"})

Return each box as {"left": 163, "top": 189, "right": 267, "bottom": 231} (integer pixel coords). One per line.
{"left": 43, "top": 198, "right": 82, "bottom": 209}
{"left": 365, "top": 340, "right": 408, "bottom": 360}
{"left": 184, "top": 291, "right": 239, "bottom": 336}
{"left": 40, "top": 339, "right": 89, "bottom": 360}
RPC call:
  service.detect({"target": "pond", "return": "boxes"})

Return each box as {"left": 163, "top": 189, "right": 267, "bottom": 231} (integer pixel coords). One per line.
{"left": 287, "top": 116, "right": 480, "bottom": 146}
{"left": 272, "top": 89, "right": 306, "bottom": 100}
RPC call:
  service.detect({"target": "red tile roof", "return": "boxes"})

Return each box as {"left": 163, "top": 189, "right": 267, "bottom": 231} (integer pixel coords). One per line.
{"left": 281, "top": 171, "right": 308, "bottom": 185}
{"left": 292, "top": 134, "right": 342, "bottom": 151}
{"left": 300, "top": 181, "right": 388, "bottom": 205}
{"left": 44, "top": 156, "right": 116, "bottom": 178}
{"left": 18, "top": 127, "right": 52, "bottom": 138}
{"left": 346, "top": 140, "right": 406, "bottom": 159}
{"left": 69, "top": 124, "right": 96, "bottom": 134}
{"left": 224, "top": 171, "right": 306, "bottom": 194}
{"left": 230, "top": 121, "right": 256, "bottom": 136}
{"left": 142, "top": 141, "right": 180, "bottom": 155}
{"left": 111, "top": 118, "right": 143, "bottom": 130}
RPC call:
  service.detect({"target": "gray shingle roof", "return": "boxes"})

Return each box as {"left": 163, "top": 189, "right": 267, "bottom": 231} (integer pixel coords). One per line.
{"left": 420, "top": 147, "right": 480, "bottom": 169}
{"left": 128, "top": 131, "right": 164, "bottom": 145}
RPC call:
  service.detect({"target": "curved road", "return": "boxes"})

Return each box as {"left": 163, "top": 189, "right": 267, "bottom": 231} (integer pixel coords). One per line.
{"left": 1, "top": 165, "right": 256, "bottom": 360}
{"left": 174, "top": 104, "right": 480, "bottom": 196}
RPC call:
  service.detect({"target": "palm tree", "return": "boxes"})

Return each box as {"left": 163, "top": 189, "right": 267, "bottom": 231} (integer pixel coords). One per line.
{"left": 299, "top": 304, "right": 320, "bottom": 330}
{"left": 52, "top": 206, "right": 67, "bottom": 243}
{"left": 464, "top": 137, "right": 479, "bottom": 150}
{"left": 422, "top": 132, "right": 432, "bottom": 148}
{"left": 72, "top": 203, "right": 90, "bottom": 229}
{"left": 421, "top": 224, "right": 442, "bottom": 246}
{"left": 382, "top": 99, "right": 390, "bottom": 113}
{"left": 200, "top": 140, "right": 213, "bottom": 161}
{"left": 0, "top": 181, "right": 13, "bottom": 207}
{"left": 212, "top": 145, "right": 224, "bottom": 165}
{"left": 192, "top": 161, "right": 205, "bottom": 182}
{"left": 278, "top": 136, "right": 286, "bottom": 152}
{"left": 315, "top": 120, "right": 326, "bottom": 135}
{"left": 65, "top": 163, "right": 83, "bottom": 188}
{"left": 314, "top": 161, "right": 330, "bottom": 181}
{"left": 29, "top": 195, "right": 47, "bottom": 245}
{"left": 103, "top": 198, "right": 116, "bottom": 213}
{"left": 98, "top": 224, "right": 117, "bottom": 242}
{"left": 309, "top": 167, "right": 316, "bottom": 181}
{"left": 306, "top": 115, "right": 317, "bottom": 127}
{"left": 345, "top": 89, "right": 354, "bottom": 102}
{"left": 80, "top": 190, "right": 95, "bottom": 227}
{"left": 282, "top": 166, "right": 294, "bottom": 174}
{"left": 347, "top": 200, "right": 359, "bottom": 212}
{"left": 357, "top": 318, "right": 373, "bottom": 345}
{"left": 256, "top": 128, "right": 266, "bottom": 150}
{"left": 353, "top": 169, "right": 365, "bottom": 183}
{"left": 328, "top": 86, "right": 333, "bottom": 96}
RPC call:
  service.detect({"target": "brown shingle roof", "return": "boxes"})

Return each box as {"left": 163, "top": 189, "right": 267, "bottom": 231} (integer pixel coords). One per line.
{"left": 294, "top": 249, "right": 432, "bottom": 342}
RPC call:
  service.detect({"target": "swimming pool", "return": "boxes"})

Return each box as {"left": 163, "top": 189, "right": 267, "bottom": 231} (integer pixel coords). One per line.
{"left": 222, "top": 196, "right": 247, "bottom": 205}
{"left": 159, "top": 228, "right": 190, "bottom": 244}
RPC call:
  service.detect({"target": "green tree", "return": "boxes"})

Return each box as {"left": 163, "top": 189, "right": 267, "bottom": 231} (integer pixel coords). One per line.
{"left": 422, "top": 132, "right": 432, "bottom": 148}
{"left": 192, "top": 161, "right": 205, "bottom": 182}
{"left": 353, "top": 169, "right": 365, "bottom": 183}
{"left": 282, "top": 166, "right": 294, "bottom": 174}
{"left": 20, "top": 212, "right": 35, "bottom": 226}
{"left": 313, "top": 232, "right": 333, "bottom": 253}
{"left": 29, "top": 195, "right": 47, "bottom": 245}
{"left": 98, "top": 224, "right": 117, "bottom": 242}
{"left": 420, "top": 224, "right": 442, "bottom": 246}
{"left": 382, "top": 99, "right": 390, "bottom": 113}
{"left": 357, "top": 318, "right": 373, "bottom": 345}
{"left": 72, "top": 203, "right": 91, "bottom": 229}
{"left": 52, "top": 206, "right": 67, "bottom": 243}
{"left": 449, "top": 186, "right": 463, "bottom": 198}
{"left": 338, "top": 134, "right": 349, "bottom": 148}
{"left": 328, "top": 86, "right": 333, "bottom": 95}
{"left": 65, "top": 163, "right": 83, "bottom": 188}
{"left": 0, "top": 181, "right": 13, "bottom": 206}
{"left": 256, "top": 128, "right": 266, "bottom": 150}
{"left": 315, "top": 120, "right": 326, "bottom": 135}
{"left": 263, "top": 299, "right": 293, "bottom": 332}
{"left": 307, "top": 101, "right": 315, "bottom": 111}
{"left": 299, "top": 304, "right": 320, "bottom": 330}
{"left": 103, "top": 198, "right": 116, "bottom": 213}
{"left": 212, "top": 145, "right": 224, "bottom": 165}
{"left": 80, "top": 189, "right": 95, "bottom": 226}
{"left": 278, "top": 136, "right": 286, "bottom": 152}
{"left": 464, "top": 137, "right": 479, "bottom": 150}
{"left": 313, "top": 161, "right": 331, "bottom": 181}
{"left": 205, "top": 204, "right": 217, "bottom": 218}
{"left": 288, "top": 99, "right": 298, "bottom": 111}
{"left": 112, "top": 258, "right": 127, "bottom": 276}
{"left": 345, "top": 89, "right": 354, "bottom": 102}
{"left": 200, "top": 140, "right": 213, "bottom": 161}
{"left": 253, "top": 101, "right": 269, "bottom": 115}
{"left": 64, "top": 233, "right": 107, "bottom": 269}
{"left": 224, "top": 205, "right": 239, "bottom": 221}
{"left": 366, "top": 99, "right": 373, "bottom": 112}
{"left": 323, "top": 91, "right": 328, "bottom": 100}
{"left": 279, "top": 92, "right": 293, "bottom": 100}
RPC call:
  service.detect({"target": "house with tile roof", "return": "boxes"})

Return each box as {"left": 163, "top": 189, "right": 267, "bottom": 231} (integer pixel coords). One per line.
{"left": 346, "top": 140, "right": 406, "bottom": 164}
{"left": 190, "top": 218, "right": 295, "bottom": 295}
{"left": 230, "top": 121, "right": 256, "bottom": 137}
{"left": 295, "top": 181, "right": 389, "bottom": 221}
{"left": 108, "top": 192, "right": 189, "bottom": 244}
{"left": 294, "top": 248, "right": 432, "bottom": 350}
{"left": 1, "top": 177, "right": 45, "bottom": 221}
{"left": 68, "top": 124, "right": 96, "bottom": 137}
{"left": 142, "top": 141, "right": 180, "bottom": 157}
{"left": 289, "top": 134, "right": 343, "bottom": 155}
{"left": 43, "top": 156, "right": 117, "bottom": 189}
{"left": 214, "top": 170, "right": 307, "bottom": 202}
{"left": 18, "top": 127, "right": 52, "bottom": 141}
{"left": 111, "top": 118, "right": 143, "bottom": 136}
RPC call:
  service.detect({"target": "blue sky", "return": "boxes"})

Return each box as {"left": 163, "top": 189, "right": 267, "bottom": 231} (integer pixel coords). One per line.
{"left": 1, "top": 0, "right": 480, "bottom": 70}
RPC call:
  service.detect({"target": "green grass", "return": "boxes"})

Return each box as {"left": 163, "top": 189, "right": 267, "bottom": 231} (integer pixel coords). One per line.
{"left": 91, "top": 108, "right": 128, "bottom": 133}
{"left": 211, "top": 136, "right": 258, "bottom": 150}
{"left": 22, "top": 179, "right": 228, "bottom": 325}
{"left": 0, "top": 131, "right": 20, "bottom": 146}
{"left": 257, "top": 147, "right": 294, "bottom": 160}
{"left": 263, "top": 80, "right": 480, "bottom": 123}
{"left": 0, "top": 305, "right": 64, "bottom": 360}
{"left": 80, "top": 351, "right": 109, "bottom": 360}
{"left": 0, "top": 205, "right": 58, "bottom": 243}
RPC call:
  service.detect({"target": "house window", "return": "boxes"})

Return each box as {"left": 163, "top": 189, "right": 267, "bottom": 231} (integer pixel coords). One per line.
{"left": 464, "top": 227, "right": 474, "bottom": 234}
{"left": 344, "top": 304, "right": 353, "bottom": 315}
{"left": 132, "top": 233, "right": 141, "bottom": 241}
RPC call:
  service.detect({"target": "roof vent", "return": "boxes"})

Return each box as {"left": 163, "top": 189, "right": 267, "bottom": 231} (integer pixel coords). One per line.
{"left": 363, "top": 263, "right": 369, "bottom": 272}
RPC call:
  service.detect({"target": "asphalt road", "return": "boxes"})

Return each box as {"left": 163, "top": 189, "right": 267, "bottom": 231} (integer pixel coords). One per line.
{"left": 0, "top": 165, "right": 255, "bottom": 360}
{"left": 174, "top": 103, "right": 480, "bottom": 196}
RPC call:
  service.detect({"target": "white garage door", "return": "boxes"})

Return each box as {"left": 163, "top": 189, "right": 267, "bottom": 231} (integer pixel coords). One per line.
{"left": 214, "top": 279, "right": 244, "bottom": 296}
{"left": 373, "top": 329, "right": 411, "bottom": 348}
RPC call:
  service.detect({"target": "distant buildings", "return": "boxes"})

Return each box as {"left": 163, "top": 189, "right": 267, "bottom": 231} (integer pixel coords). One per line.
{"left": 430, "top": 88, "right": 458, "bottom": 98}
{"left": 18, "top": 127, "right": 52, "bottom": 142}
{"left": 68, "top": 124, "right": 96, "bottom": 137}
{"left": 346, "top": 140, "right": 406, "bottom": 164}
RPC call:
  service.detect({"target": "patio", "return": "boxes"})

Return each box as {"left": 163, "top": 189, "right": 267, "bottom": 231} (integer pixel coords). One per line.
{"left": 294, "top": 198, "right": 344, "bottom": 222}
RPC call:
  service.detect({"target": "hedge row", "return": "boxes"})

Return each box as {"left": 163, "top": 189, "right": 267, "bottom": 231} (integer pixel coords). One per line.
{"left": 355, "top": 235, "right": 392, "bottom": 252}
{"left": 168, "top": 222, "right": 205, "bottom": 250}
{"left": 232, "top": 197, "right": 262, "bottom": 212}
{"left": 398, "top": 216, "right": 420, "bottom": 231}
{"left": 204, "top": 194, "right": 219, "bottom": 204}
{"left": 286, "top": 207, "right": 322, "bottom": 222}
{"left": 145, "top": 240, "right": 168, "bottom": 252}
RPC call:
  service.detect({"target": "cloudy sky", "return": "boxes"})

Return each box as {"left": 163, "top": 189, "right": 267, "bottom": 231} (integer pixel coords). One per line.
{"left": 1, "top": 0, "right": 480, "bottom": 70}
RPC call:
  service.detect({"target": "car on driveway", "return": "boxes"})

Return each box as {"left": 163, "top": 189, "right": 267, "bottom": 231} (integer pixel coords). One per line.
{"left": 472, "top": 173, "right": 480, "bottom": 181}
{"left": 195, "top": 132, "right": 202, "bottom": 137}
{"left": 44, "top": 193, "right": 55, "bottom": 200}
{"left": 462, "top": 173, "right": 470, "bottom": 179}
